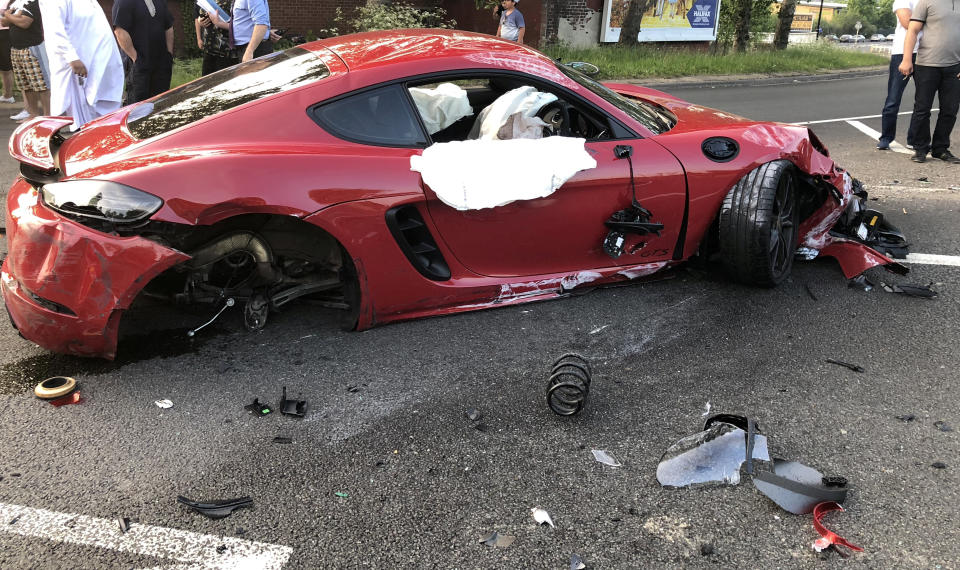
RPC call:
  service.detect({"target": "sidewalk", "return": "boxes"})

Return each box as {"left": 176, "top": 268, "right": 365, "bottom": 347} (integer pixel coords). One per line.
{"left": 623, "top": 65, "right": 887, "bottom": 89}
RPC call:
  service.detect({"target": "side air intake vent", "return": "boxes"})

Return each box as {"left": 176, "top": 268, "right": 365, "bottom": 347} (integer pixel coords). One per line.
{"left": 385, "top": 205, "right": 451, "bottom": 281}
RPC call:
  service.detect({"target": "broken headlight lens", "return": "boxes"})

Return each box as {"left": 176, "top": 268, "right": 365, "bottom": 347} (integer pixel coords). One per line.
{"left": 40, "top": 180, "right": 163, "bottom": 223}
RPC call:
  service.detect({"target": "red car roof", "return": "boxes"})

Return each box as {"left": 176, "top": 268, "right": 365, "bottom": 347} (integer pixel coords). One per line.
{"left": 305, "top": 28, "right": 552, "bottom": 73}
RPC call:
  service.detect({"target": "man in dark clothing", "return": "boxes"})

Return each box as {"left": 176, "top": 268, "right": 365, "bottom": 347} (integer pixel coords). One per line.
{"left": 112, "top": 0, "right": 174, "bottom": 104}
{"left": 194, "top": 0, "right": 234, "bottom": 75}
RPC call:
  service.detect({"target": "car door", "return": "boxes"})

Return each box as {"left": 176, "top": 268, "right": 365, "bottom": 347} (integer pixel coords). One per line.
{"left": 412, "top": 76, "right": 687, "bottom": 278}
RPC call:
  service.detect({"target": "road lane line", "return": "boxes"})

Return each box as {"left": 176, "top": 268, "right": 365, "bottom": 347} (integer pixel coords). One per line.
{"left": 0, "top": 502, "right": 293, "bottom": 570}
{"left": 792, "top": 108, "right": 939, "bottom": 126}
{"left": 902, "top": 253, "right": 960, "bottom": 267}
{"left": 845, "top": 120, "right": 912, "bottom": 154}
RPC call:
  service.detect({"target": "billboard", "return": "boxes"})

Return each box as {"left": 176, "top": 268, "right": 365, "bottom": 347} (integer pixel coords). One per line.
{"left": 602, "top": 0, "right": 722, "bottom": 42}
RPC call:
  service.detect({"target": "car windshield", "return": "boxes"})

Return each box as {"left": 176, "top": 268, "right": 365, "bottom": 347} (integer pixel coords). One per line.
{"left": 557, "top": 63, "right": 676, "bottom": 135}
{"left": 126, "top": 47, "right": 330, "bottom": 140}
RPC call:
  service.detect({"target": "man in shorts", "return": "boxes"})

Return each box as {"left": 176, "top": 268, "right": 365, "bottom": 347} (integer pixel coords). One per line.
{"left": 2, "top": 0, "right": 49, "bottom": 120}
{"left": 0, "top": 0, "right": 17, "bottom": 104}
{"left": 497, "top": 0, "right": 525, "bottom": 44}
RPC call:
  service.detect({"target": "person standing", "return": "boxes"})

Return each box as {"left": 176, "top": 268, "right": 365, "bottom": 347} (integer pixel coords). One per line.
{"left": 194, "top": 0, "right": 232, "bottom": 76}
{"left": 210, "top": 0, "right": 272, "bottom": 63}
{"left": 877, "top": 0, "right": 921, "bottom": 150}
{"left": 38, "top": 0, "right": 123, "bottom": 129}
{"left": 2, "top": 0, "right": 50, "bottom": 120}
{"left": 0, "top": 0, "right": 17, "bottom": 104}
{"left": 112, "top": 0, "right": 174, "bottom": 104}
{"left": 898, "top": 0, "right": 960, "bottom": 163}
{"left": 496, "top": 0, "right": 524, "bottom": 44}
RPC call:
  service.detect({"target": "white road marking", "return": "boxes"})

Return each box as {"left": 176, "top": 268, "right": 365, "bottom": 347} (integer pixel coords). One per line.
{"left": 0, "top": 502, "right": 293, "bottom": 570}
{"left": 792, "top": 108, "right": 939, "bottom": 126}
{"left": 902, "top": 253, "right": 960, "bottom": 267}
{"left": 845, "top": 120, "right": 912, "bottom": 154}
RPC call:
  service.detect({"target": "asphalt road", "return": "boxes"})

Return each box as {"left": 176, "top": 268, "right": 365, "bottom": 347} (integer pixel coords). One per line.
{"left": 1, "top": 72, "right": 958, "bottom": 569}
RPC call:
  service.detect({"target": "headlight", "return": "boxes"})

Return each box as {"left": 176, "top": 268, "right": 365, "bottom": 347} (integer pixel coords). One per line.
{"left": 40, "top": 180, "right": 163, "bottom": 223}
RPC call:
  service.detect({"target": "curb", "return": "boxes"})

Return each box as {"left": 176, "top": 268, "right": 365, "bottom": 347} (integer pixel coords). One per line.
{"left": 621, "top": 67, "right": 887, "bottom": 90}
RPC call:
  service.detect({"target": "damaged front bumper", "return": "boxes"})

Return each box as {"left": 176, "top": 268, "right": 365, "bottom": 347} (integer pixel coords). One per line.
{"left": 2, "top": 180, "right": 189, "bottom": 359}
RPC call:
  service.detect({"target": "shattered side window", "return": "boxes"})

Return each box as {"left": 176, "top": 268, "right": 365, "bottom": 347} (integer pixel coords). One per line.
{"left": 126, "top": 48, "right": 330, "bottom": 140}
{"left": 557, "top": 63, "right": 676, "bottom": 135}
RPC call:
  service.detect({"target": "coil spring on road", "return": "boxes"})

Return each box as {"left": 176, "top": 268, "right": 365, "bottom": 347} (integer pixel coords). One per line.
{"left": 547, "top": 353, "right": 591, "bottom": 416}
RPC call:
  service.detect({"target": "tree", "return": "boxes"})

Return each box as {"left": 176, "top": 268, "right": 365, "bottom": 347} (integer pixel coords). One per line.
{"left": 773, "top": 0, "right": 797, "bottom": 49}
{"left": 618, "top": 0, "right": 655, "bottom": 46}
{"left": 734, "top": 0, "right": 753, "bottom": 51}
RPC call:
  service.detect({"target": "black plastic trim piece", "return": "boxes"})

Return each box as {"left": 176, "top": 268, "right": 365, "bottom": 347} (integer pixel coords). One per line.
{"left": 701, "top": 137, "right": 740, "bottom": 163}
{"left": 385, "top": 205, "right": 451, "bottom": 281}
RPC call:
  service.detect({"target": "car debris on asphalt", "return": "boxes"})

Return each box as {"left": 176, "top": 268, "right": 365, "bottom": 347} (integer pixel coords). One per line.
{"left": 569, "top": 553, "right": 586, "bottom": 569}
{"left": 478, "top": 531, "right": 515, "bottom": 548}
{"left": 591, "top": 449, "right": 621, "bottom": 468}
{"left": 931, "top": 462, "right": 947, "bottom": 469}
{"left": 531, "top": 507, "right": 554, "bottom": 528}
{"left": 117, "top": 517, "right": 131, "bottom": 534}
{"left": 933, "top": 421, "right": 953, "bottom": 432}
{"left": 34, "top": 376, "right": 78, "bottom": 399}
{"left": 548, "top": 353, "right": 591, "bottom": 416}
{"left": 272, "top": 436, "right": 293, "bottom": 444}
{"left": 847, "top": 275, "right": 874, "bottom": 291}
{"left": 657, "top": 414, "right": 768, "bottom": 487}
{"left": 177, "top": 496, "right": 254, "bottom": 519}
{"left": 825, "top": 358, "right": 865, "bottom": 373}
{"left": 154, "top": 399, "right": 173, "bottom": 409}
{"left": 279, "top": 387, "right": 307, "bottom": 418}
{"left": 880, "top": 281, "right": 938, "bottom": 298}
{"left": 812, "top": 502, "right": 863, "bottom": 554}
{"left": 753, "top": 460, "right": 849, "bottom": 515}
{"left": 464, "top": 408, "right": 482, "bottom": 422}
{"left": 244, "top": 398, "right": 272, "bottom": 416}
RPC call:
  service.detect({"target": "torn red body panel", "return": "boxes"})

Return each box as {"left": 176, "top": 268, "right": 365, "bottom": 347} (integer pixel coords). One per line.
{"left": 812, "top": 502, "right": 864, "bottom": 553}
{"left": 2, "top": 180, "right": 189, "bottom": 359}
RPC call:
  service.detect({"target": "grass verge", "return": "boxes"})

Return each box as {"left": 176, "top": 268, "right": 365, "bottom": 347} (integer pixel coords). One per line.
{"left": 171, "top": 58, "right": 203, "bottom": 88}
{"left": 541, "top": 44, "right": 887, "bottom": 80}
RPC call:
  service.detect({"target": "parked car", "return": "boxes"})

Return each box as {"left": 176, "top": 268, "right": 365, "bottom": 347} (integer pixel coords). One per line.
{"left": 869, "top": 34, "right": 886, "bottom": 41}
{"left": 852, "top": 34, "right": 867, "bottom": 42}
{"left": 839, "top": 34, "right": 854, "bottom": 42}
{"left": 886, "top": 33, "right": 896, "bottom": 40}
{"left": 3, "top": 30, "right": 908, "bottom": 359}
{"left": 824, "top": 34, "right": 839, "bottom": 41}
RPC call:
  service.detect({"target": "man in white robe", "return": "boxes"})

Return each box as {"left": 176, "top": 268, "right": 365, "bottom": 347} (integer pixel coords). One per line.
{"left": 39, "top": 0, "right": 123, "bottom": 129}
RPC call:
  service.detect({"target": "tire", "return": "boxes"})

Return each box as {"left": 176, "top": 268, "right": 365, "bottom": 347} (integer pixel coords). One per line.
{"left": 718, "top": 160, "right": 799, "bottom": 287}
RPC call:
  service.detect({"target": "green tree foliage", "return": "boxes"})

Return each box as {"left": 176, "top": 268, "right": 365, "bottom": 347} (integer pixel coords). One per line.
{"left": 323, "top": 2, "right": 456, "bottom": 36}
{"left": 716, "top": 0, "right": 776, "bottom": 50}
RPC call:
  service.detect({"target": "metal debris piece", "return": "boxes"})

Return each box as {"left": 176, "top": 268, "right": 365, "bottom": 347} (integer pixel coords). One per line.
{"left": 531, "top": 508, "right": 555, "bottom": 528}
{"left": 49, "top": 392, "right": 83, "bottom": 407}
{"left": 548, "top": 353, "right": 592, "bottom": 416}
{"left": 933, "top": 421, "right": 953, "bottom": 432}
{"left": 657, "top": 416, "right": 770, "bottom": 488}
{"left": 187, "top": 297, "right": 235, "bottom": 337}
{"left": 154, "top": 399, "right": 173, "bottom": 409}
{"left": 847, "top": 275, "right": 873, "bottom": 291}
{"left": 117, "top": 517, "right": 130, "bottom": 534}
{"left": 825, "top": 359, "right": 864, "bottom": 373}
{"left": 591, "top": 449, "right": 622, "bottom": 468}
{"left": 811, "top": 502, "right": 863, "bottom": 553}
{"left": 244, "top": 398, "right": 272, "bottom": 416}
{"left": 279, "top": 387, "right": 307, "bottom": 417}
{"left": 177, "top": 496, "right": 253, "bottom": 519}
{"left": 272, "top": 436, "right": 293, "bottom": 444}
{"left": 931, "top": 462, "right": 947, "bottom": 469}
{"left": 465, "top": 408, "right": 482, "bottom": 422}
{"left": 479, "top": 531, "right": 515, "bottom": 548}
{"left": 570, "top": 553, "right": 586, "bottom": 570}
{"left": 753, "top": 460, "right": 848, "bottom": 514}
{"left": 895, "top": 414, "right": 916, "bottom": 422}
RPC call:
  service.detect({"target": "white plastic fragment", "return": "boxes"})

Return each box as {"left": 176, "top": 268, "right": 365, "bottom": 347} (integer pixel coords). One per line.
{"left": 701, "top": 402, "right": 711, "bottom": 417}
{"left": 531, "top": 508, "right": 555, "bottom": 528}
{"left": 589, "top": 325, "right": 609, "bottom": 335}
{"left": 570, "top": 553, "right": 586, "bottom": 570}
{"left": 154, "top": 399, "right": 173, "bottom": 409}
{"left": 591, "top": 449, "right": 622, "bottom": 467}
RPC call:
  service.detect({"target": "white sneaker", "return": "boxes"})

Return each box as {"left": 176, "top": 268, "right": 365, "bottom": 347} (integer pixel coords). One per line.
{"left": 9, "top": 109, "right": 29, "bottom": 120}
{"left": 0, "top": 96, "right": 15, "bottom": 104}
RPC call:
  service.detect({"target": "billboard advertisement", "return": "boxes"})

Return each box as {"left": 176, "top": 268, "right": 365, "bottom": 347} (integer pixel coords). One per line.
{"left": 602, "top": 0, "right": 722, "bottom": 42}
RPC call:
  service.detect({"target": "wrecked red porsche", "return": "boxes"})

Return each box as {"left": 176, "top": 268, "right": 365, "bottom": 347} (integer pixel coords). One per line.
{"left": 3, "top": 30, "right": 907, "bottom": 359}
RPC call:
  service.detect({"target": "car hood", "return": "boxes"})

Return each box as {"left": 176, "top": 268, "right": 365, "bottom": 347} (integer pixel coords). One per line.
{"left": 607, "top": 83, "right": 757, "bottom": 133}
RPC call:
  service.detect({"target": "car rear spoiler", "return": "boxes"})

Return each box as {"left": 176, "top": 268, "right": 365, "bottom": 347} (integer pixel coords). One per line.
{"left": 8, "top": 116, "right": 74, "bottom": 183}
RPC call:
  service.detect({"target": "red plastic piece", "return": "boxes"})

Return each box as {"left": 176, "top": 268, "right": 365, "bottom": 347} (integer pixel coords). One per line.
{"left": 49, "top": 392, "right": 83, "bottom": 407}
{"left": 812, "top": 501, "right": 863, "bottom": 553}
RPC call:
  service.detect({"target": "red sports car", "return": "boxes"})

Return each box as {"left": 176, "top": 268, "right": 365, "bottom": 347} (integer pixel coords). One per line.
{"left": 3, "top": 30, "right": 907, "bottom": 359}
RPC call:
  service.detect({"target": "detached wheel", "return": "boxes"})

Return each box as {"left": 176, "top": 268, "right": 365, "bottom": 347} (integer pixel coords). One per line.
{"left": 718, "top": 160, "right": 799, "bottom": 287}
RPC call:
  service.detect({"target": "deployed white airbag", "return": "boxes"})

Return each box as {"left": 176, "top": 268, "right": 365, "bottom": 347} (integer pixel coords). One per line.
{"left": 470, "top": 86, "right": 558, "bottom": 140}
{"left": 410, "top": 137, "right": 598, "bottom": 211}
{"left": 408, "top": 83, "right": 474, "bottom": 135}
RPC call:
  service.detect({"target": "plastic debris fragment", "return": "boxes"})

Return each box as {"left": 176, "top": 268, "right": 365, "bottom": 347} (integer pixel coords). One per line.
{"left": 272, "top": 436, "right": 293, "bottom": 444}
{"left": 701, "top": 402, "right": 711, "bottom": 417}
{"left": 883, "top": 282, "right": 938, "bottom": 298}
{"left": 531, "top": 508, "right": 554, "bottom": 528}
{"left": 570, "top": 553, "right": 586, "bottom": 570}
{"left": 811, "top": 502, "right": 863, "bottom": 553}
{"left": 931, "top": 462, "right": 947, "bottom": 469}
{"left": 154, "top": 399, "right": 173, "bottom": 409}
{"left": 753, "top": 459, "right": 848, "bottom": 514}
{"left": 479, "top": 531, "right": 515, "bottom": 548}
{"left": 334, "top": 492, "right": 349, "bottom": 498}
{"left": 847, "top": 275, "right": 873, "bottom": 291}
{"left": 117, "top": 517, "right": 130, "bottom": 533}
{"left": 244, "top": 398, "right": 272, "bottom": 416}
{"left": 895, "top": 414, "right": 916, "bottom": 422}
{"left": 279, "top": 387, "right": 307, "bottom": 418}
{"left": 34, "top": 376, "right": 77, "bottom": 399}
{"left": 657, "top": 417, "right": 769, "bottom": 488}
{"left": 49, "top": 392, "right": 83, "bottom": 407}
{"left": 591, "top": 449, "right": 621, "bottom": 467}
{"left": 177, "top": 496, "right": 253, "bottom": 519}
{"left": 933, "top": 421, "right": 953, "bottom": 432}
{"left": 548, "top": 353, "right": 592, "bottom": 416}
{"left": 465, "top": 408, "right": 482, "bottom": 422}
{"left": 825, "top": 358, "right": 864, "bottom": 373}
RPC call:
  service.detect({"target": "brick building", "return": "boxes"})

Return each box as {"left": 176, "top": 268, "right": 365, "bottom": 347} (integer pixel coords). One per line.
{"left": 97, "top": 1, "right": 610, "bottom": 55}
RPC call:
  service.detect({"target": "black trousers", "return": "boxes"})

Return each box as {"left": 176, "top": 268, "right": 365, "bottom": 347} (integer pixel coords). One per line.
{"left": 233, "top": 40, "right": 273, "bottom": 61}
{"left": 908, "top": 62, "right": 960, "bottom": 155}
{"left": 123, "top": 51, "right": 173, "bottom": 105}
{"left": 201, "top": 51, "right": 236, "bottom": 76}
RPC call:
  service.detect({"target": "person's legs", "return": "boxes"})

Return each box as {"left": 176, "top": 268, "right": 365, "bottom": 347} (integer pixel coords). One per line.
{"left": 149, "top": 53, "right": 173, "bottom": 98}
{"left": 908, "top": 65, "right": 939, "bottom": 160}
{"left": 930, "top": 63, "right": 960, "bottom": 159}
{"left": 880, "top": 54, "right": 910, "bottom": 148}
{"left": 130, "top": 63, "right": 152, "bottom": 104}
{"left": 22, "top": 90, "right": 40, "bottom": 117}
{"left": 0, "top": 29, "right": 14, "bottom": 102}
{"left": 39, "top": 90, "right": 49, "bottom": 115}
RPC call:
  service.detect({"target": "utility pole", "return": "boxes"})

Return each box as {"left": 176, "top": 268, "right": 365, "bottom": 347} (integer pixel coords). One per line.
{"left": 815, "top": 0, "right": 825, "bottom": 39}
